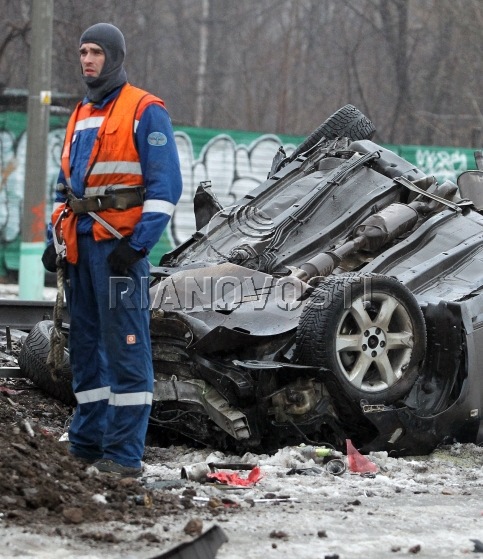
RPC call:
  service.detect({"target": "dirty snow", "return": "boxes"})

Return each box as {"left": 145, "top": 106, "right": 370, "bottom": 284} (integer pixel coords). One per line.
{"left": 2, "top": 439, "right": 483, "bottom": 559}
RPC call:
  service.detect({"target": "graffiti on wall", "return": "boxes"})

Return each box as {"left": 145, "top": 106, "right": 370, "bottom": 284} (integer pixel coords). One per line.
{"left": 415, "top": 149, "right": 470, "bottom": 183}
{"left": 0, "top": 123, "right": 66, "bottom": 277}
{"left": 0, "top": 111, "right": 478, "bottom": 277}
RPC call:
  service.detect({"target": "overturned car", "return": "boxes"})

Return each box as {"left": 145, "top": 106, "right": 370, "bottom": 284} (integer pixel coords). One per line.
{"left": 20, "top": 105, "right": 483, "bottom": 456}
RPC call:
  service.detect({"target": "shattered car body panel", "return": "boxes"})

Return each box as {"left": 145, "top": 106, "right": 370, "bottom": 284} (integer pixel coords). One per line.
{"left": 148, "top": 122, "right": 483, "bottom": 455}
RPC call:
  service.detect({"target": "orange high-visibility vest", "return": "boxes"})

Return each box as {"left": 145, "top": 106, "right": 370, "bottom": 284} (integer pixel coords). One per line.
{"left": 52, "top": 84, "right": 165, "bottom": 264}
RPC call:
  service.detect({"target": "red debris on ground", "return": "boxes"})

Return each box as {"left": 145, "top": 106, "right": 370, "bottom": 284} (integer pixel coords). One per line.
{"left": 346, "top": 439, "right": 379, "bottom": 474}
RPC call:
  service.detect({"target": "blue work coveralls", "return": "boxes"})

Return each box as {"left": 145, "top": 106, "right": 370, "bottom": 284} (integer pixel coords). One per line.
{"left": 55, "top": 86, "right": 182, "bottom": 467}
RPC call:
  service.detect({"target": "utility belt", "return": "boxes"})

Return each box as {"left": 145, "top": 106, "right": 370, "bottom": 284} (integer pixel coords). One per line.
{"left": 67, "top": 187, "right": 145, "bottom": 215}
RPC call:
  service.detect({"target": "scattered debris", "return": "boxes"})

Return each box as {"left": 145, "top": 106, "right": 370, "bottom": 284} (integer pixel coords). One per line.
{"left": 151, "top": 525, "right": 228, "bottom": 559}
{"left": 0, "top": 386, "right": 23, "bottom": 395}
{"left": 183, "top": 518, "right": 203, "bottom": 537}
{"left": 62, "top": 507, "right": 84, "bottom": 524}
{"left": 181, "top": 462, "right": 212, "bottom": 482}
{"left": 325, "top": 459, "right": 346, "bottom": 476}
{"left": 471, "top": 539, "right": 483, "bottom": 553}
{"left": 181, "top": 461, "right": 259, "bottom": 483}
{"left": 346, "top": 439, "right": 379, "bottom": 474}
{"left": 206, "top": 466, "right": 262, "bottom": 487}
{"left": 286, "top": 466, "right": 323, "bottom": 476}
{"left": 208, "top": 462, "right": 257, "bottom": 470}
{"left": 296, "top": 445, "right": 336, "bottom": 461}
{"left": 269, "top": 530, "right": 288, "bottom": 539}
{"left": 21, "top": 418, "right": 35, "bottom": 437}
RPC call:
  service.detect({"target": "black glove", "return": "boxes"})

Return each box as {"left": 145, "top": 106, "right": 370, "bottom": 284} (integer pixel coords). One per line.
{"left": 107, "top": 238, "right": 144, "bottom": 275}
{"left": 41, "top": 243, "right": 57, "bottom": 273}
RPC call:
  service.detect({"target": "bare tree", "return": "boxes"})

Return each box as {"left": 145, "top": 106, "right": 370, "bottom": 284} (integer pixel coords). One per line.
{"left": 0, "top": 0, "right": 31, "bottom": 90}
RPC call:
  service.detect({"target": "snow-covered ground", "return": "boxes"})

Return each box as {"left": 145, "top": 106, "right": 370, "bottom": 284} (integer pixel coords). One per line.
{"left": 2, "top": 442, "right": 483, "bottom": 559}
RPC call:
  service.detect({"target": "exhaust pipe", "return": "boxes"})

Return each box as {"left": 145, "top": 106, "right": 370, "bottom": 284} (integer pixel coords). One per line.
{"left": 296, "top": 202, "right": 419, "bottom": 280}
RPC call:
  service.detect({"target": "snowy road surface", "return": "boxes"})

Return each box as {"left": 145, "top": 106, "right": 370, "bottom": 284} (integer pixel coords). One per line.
{"left": 1, "top": 443, "right": 483, "bottom": 559}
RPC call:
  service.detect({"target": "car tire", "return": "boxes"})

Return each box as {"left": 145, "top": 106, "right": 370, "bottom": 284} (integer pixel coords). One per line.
{"left": 290, "top": 104, "right": 376, "bottom": 161}
{"left": 18, "top": 320, "right": 75, "bottom": 406}
{"left": 294, "top": 273, "right": 426, "bottom": 404}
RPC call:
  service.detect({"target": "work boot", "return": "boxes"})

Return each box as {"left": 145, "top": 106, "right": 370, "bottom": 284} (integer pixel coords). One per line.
{"left": 69, "top": 446, "right": 99, "bottom": 465}
{"left": 72, "top": 454, "right": 97, "bottom": 465}
{"left": 93, "top": 458, "right": 143, "bottom": 478}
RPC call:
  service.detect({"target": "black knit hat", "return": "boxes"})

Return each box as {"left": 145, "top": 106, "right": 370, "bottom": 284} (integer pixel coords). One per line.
{"left": 79, "top": 23, "right": 127, "bottom": 102}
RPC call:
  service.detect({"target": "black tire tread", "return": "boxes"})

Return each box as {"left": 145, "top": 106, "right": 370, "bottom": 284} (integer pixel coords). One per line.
{"left": 18, "top": 320, "right": 75, "bottom": 406}
{"left": 321, "top": 104, "right": 376, "bottom": 142}
{"left": 290, "top": 104, "right": 376, "bottom": 160}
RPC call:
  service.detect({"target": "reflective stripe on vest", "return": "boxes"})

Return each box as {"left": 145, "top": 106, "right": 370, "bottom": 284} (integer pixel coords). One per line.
{"left": 90, "top": 161, "right": 142, "bottom": 176}
{"left": 74, "top": 116, "right": 104, "bottom": 131}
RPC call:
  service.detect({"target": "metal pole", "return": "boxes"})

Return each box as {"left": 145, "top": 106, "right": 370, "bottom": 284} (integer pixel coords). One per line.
{"left": 18, "top": 0, "right": 54, "bottom": 300}
{"left": 194, "top": 0, "right": 209, "bottom": 127}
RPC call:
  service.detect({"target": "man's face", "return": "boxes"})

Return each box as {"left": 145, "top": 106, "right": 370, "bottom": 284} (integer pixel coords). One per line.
{"left": 79, "top": 43, "right": 105, "bottom": 78}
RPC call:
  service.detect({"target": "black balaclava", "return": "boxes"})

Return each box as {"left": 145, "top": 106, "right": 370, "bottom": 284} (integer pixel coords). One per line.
{"left": 79, "top": 23, "right": 127, "bottom": 103}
